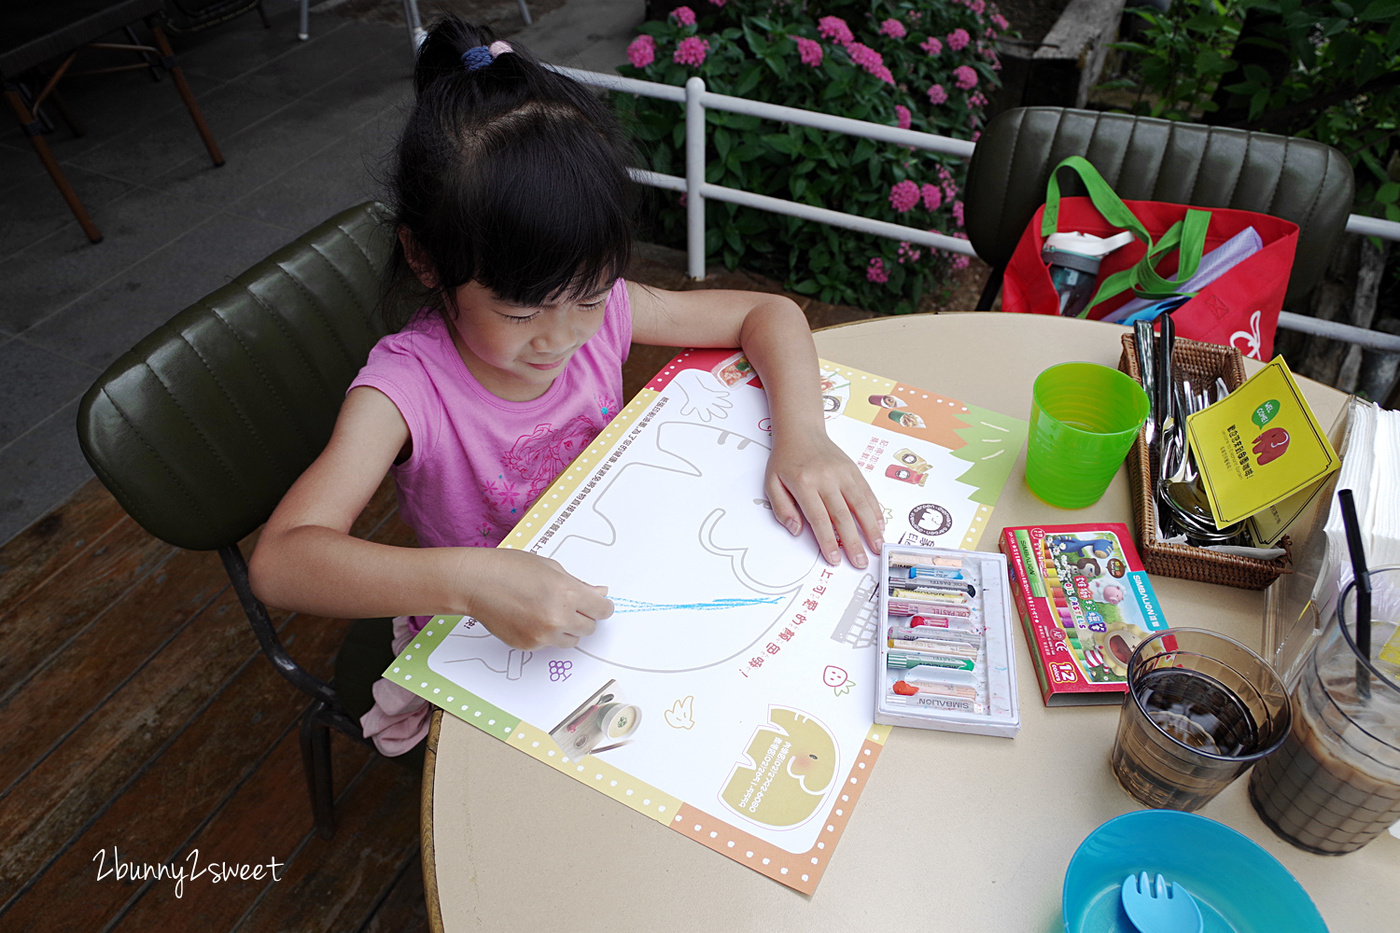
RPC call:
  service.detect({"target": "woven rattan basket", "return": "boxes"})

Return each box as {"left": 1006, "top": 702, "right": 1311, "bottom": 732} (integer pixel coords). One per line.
{"left": 1118, "top": 333, "right": 1290, "bottom": 590}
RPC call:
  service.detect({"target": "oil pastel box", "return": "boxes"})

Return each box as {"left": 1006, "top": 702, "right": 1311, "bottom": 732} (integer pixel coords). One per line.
{"left": 874, "top": 545, "right": 1021, "bottom": 738}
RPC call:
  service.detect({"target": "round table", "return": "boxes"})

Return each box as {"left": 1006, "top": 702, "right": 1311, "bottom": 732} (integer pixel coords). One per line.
{"left": 421, "top": 313, "right": 1396, "bottom": 932}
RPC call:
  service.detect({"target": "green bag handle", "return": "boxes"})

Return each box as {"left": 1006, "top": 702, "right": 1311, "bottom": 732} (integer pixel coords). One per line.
{"left": 1041, "top": 156, "right": 1211, "bottom": 317}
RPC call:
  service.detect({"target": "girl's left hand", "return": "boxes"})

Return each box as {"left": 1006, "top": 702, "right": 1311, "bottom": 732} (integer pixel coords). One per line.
{"left": 765, "top": 435, "right": 885, "bottom": 569}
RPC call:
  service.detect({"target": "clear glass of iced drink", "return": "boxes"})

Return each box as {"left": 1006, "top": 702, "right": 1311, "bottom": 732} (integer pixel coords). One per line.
{"left": 1249, "top": 567, "right": 1400, "bottom": 854}
{"left": 1111, "top": 629, "right": 1292, "bottom": 812}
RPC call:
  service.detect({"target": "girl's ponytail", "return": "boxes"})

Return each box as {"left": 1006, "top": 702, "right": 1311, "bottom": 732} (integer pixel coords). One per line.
{"left": 412, "top": 18, "right": 491, "bottom": 93}
{"left": 412, "top": 19, "right": 540, "bottom": 96}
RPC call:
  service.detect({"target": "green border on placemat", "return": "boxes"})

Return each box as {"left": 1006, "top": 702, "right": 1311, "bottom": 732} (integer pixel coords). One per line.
{"left": 384, "top": 616, "right": 521, "bottom": 740}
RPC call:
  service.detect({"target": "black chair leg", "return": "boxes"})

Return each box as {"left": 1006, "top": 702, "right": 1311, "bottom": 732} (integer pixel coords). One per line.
{"left": 975, "top": 265, "right": 1004, "bottom": 312}
{"left": 300, "top": 699, "right": 337, "bottom": 838}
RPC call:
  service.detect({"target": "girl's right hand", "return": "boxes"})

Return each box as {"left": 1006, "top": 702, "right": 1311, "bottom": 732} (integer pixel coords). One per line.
{"left": 460, "top": 548, "right": 613, "bottom": 651}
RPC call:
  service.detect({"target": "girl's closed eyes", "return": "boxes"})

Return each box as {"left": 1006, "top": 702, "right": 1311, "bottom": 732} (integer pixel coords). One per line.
{"left": 499, "top": 293, "right": 610, "bottom": 324}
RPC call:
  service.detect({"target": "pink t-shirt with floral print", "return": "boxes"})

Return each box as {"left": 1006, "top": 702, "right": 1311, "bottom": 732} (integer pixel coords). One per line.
{"left": 350, "top": 277, "right": 631, "bottom": 551}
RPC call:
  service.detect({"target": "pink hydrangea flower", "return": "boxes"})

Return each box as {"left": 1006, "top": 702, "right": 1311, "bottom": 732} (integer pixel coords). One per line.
{"left": 991, "top": 13, "right": 1009, "bottom": 29}
{"left": 946, "top": 28, "right": 971, "bottom": 51}
{"left": 817, "top": 16, "right": 853, "bottom": 45}
{"left": 969, "top": 91, "right": 988, "bottom": 109}
{"left": 920, "top": 183, "right": 943, "bottom": 211}
{"left": 954, "top": 64, "right": 979, "bottom": 89}
{"left": 879, "top": 18, "right": 906, "bottom": 39}
{"left": 890, "top": 180, "right": 920, "bottom": 212}
{"left": 970, "top": 0, "right": 986, "bottom": 14}
{"left": 897, "top": 241, "right": 922, "bottom": 264}
{"left": 846, "top": 42, "right": 881, "bottom": 70}
{"left": 626, "top": 34, "right": 656, "bottom": 69}
{"left": 674, "top": 36, "right": 710, "bottom": 67}
{"left": 795, "top": 36, "right": 823, "bottom": 67}
{"left": 920, "top": 36, "right": 943, "bottom": 56}
{"left": 867, "top": 257, "right": 890, "bottom": 283}
{"left": 894, "top": 104, "right": 912, "bottom": 130}
{"left": 952, "top": 253, "right": 971, "bottom": 271}
{"left": 846, "top": 42, "right": 895, "bottom": 83}
{"left": 952, "top": 199, "right": 966, "bottom": 227}
{"left": 671, "top": 6, "right": 696, "bottom": 26}
{"left": 709, "top": 0, "right": 726, "bottom": 6}
{"left": 927, "top": 83, "right": 948, "bottom": 105}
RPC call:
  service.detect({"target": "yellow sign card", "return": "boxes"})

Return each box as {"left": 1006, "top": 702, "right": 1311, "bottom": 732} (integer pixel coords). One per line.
{"left": 1185, "top": 358, "right": 1340, "bottom": 528}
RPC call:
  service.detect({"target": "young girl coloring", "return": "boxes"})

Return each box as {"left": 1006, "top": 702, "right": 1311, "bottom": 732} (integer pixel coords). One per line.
{"left": 248, "top": 18, "right": 885, "bottom": 755}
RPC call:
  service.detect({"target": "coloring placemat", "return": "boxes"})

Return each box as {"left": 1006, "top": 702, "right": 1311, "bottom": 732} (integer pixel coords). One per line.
{"left": 387, "top": 349, "right": 1027, "bottom": 892}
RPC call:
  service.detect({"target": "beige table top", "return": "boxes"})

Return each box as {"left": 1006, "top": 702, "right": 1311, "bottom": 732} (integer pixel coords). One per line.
{"left": 423, "top": 313, "right": 1396, "bottom": 932}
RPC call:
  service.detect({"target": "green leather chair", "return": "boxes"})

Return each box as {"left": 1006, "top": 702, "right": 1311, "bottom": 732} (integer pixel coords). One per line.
{"left": 962, "top": 107, "right": 1355, "bottom": 312}
{"left": 76, "top": 201, "right": 418, "bottom": 836}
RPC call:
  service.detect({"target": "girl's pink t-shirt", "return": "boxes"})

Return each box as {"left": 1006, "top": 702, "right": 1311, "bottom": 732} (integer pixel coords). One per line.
{"left": 349, "top": 278, "right": 632, "bottom": 550}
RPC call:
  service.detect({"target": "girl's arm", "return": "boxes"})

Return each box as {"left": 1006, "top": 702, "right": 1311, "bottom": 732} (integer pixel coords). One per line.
{"left": 247, "top": 386, "right": 613, "bottom": 650}
{"left": 628, "top": 283, "right": 884, "bottom": 569}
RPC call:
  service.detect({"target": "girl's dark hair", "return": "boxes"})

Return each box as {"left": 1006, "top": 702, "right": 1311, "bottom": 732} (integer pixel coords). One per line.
{"left": 384, "top": 18, "right": 637, "bottom": 329}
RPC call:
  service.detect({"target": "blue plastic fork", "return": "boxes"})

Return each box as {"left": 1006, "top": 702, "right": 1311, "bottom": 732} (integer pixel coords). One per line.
{"left": 1121, "top": 872, "right": 1204, "bottom": 933}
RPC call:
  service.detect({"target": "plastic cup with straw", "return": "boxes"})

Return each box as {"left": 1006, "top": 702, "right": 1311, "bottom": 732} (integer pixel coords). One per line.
{"left": 1247, "top": 487, "right": 1400, "bottom": 854}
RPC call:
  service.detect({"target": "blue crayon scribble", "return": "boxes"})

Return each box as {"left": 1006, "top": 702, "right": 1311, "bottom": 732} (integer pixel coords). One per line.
{"left": 612, "top": 596, "right": 784, "bottom": 613}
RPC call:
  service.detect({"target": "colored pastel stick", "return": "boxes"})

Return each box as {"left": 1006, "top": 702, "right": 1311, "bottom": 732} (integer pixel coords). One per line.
{"left": 886, "top": 654, "right": 976, "bottom": 671}
{"left": 903, "top": 566, "right": 969, "bottom": 581}
{"left": 890, "top": 589, "right": 971, "bottom": 607}
{"left": 888, "top": 553, "right": 963, "bottom": 568}
{"left": 886, "top": 577, "right": 976, "bottom": 597}
{"left": 888, "top": 599, "right": 974, "bottom": 617}
{"left": 898, "top": 676, "right": 978, "bottom": 697}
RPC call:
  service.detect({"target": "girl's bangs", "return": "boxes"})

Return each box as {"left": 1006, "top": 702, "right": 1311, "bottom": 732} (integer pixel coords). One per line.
{"left": 463, "top": 125, "right": 634, "bottom": 306}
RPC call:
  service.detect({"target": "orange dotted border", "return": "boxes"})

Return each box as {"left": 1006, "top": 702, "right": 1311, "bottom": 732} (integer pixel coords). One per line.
{"left": 668, "top": 733, "right": 886, "bottom": 895}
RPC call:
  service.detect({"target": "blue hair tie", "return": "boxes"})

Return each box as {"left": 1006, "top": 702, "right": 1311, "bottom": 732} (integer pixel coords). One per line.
{"left": 461, "top": 45, "right": 493, "bottom": 72}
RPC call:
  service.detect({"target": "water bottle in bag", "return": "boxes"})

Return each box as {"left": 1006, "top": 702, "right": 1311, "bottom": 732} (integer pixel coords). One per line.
{"left": 1042, "top": 230, "right": 1135, "bottom": 317}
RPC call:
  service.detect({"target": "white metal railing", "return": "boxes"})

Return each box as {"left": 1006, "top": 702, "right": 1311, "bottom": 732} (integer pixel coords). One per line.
{"left": 553, "top": 66, "right": 1400, "bottom": 353}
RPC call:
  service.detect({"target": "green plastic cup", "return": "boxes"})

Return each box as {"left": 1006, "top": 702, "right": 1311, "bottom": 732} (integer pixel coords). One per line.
{"left": 1025, "top": 362, "right": 1149, "bottom": 509}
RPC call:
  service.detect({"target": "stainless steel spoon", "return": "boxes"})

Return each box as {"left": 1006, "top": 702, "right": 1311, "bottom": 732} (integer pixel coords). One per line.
{"left": 1135, "top": 320, "right": 1156, "bottom": 447}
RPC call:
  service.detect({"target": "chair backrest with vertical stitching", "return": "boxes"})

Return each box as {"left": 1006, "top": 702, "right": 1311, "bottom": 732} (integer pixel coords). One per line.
{"left": 77, "top": 202, "right": 396, "bottom": 551}
{"left": 963, "top": 107, "right": 1355, "bottom": 308}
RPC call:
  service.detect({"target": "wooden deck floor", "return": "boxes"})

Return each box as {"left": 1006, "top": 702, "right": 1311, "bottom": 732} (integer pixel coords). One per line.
{"left": 0, "top": 473, "right": 429, "bottom": 933}
{"left": 0, "top": 245, "right": 907, "bottom": 932}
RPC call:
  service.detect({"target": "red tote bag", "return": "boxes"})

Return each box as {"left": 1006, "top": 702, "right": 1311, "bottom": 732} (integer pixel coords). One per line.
{"left": 1001, "top": 157, "right": 1300, "bottom": 360}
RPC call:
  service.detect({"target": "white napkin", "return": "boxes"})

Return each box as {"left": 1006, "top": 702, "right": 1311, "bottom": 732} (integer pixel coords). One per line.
{"left": 1313, "top": 399, "right": 1378, "bottom": 621}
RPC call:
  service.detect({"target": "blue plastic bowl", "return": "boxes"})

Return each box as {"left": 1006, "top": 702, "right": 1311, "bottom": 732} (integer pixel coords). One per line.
{"left": 1062, "top": 810, "right": 1326, "bottom": 933}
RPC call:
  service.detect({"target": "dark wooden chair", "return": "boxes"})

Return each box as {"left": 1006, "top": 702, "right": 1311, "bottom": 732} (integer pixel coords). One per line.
{"left": 76, "top": 202, "right": 422, "bottom": 836}
{"left": 1, "top": 0, "right": 226, "bottom": 243}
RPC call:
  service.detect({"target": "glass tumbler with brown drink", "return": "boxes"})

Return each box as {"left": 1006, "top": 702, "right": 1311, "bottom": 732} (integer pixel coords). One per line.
{"left": 1249, "top": 566, "right": 1400, "bottom": 854}
{"left": 1112, "top": 628, "right": 1293, "bottom": 812}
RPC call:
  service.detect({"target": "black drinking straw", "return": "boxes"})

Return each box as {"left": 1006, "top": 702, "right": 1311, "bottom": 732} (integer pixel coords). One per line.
{"left": 1338, "top": 489, "right": 1372, "bottom": 700}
